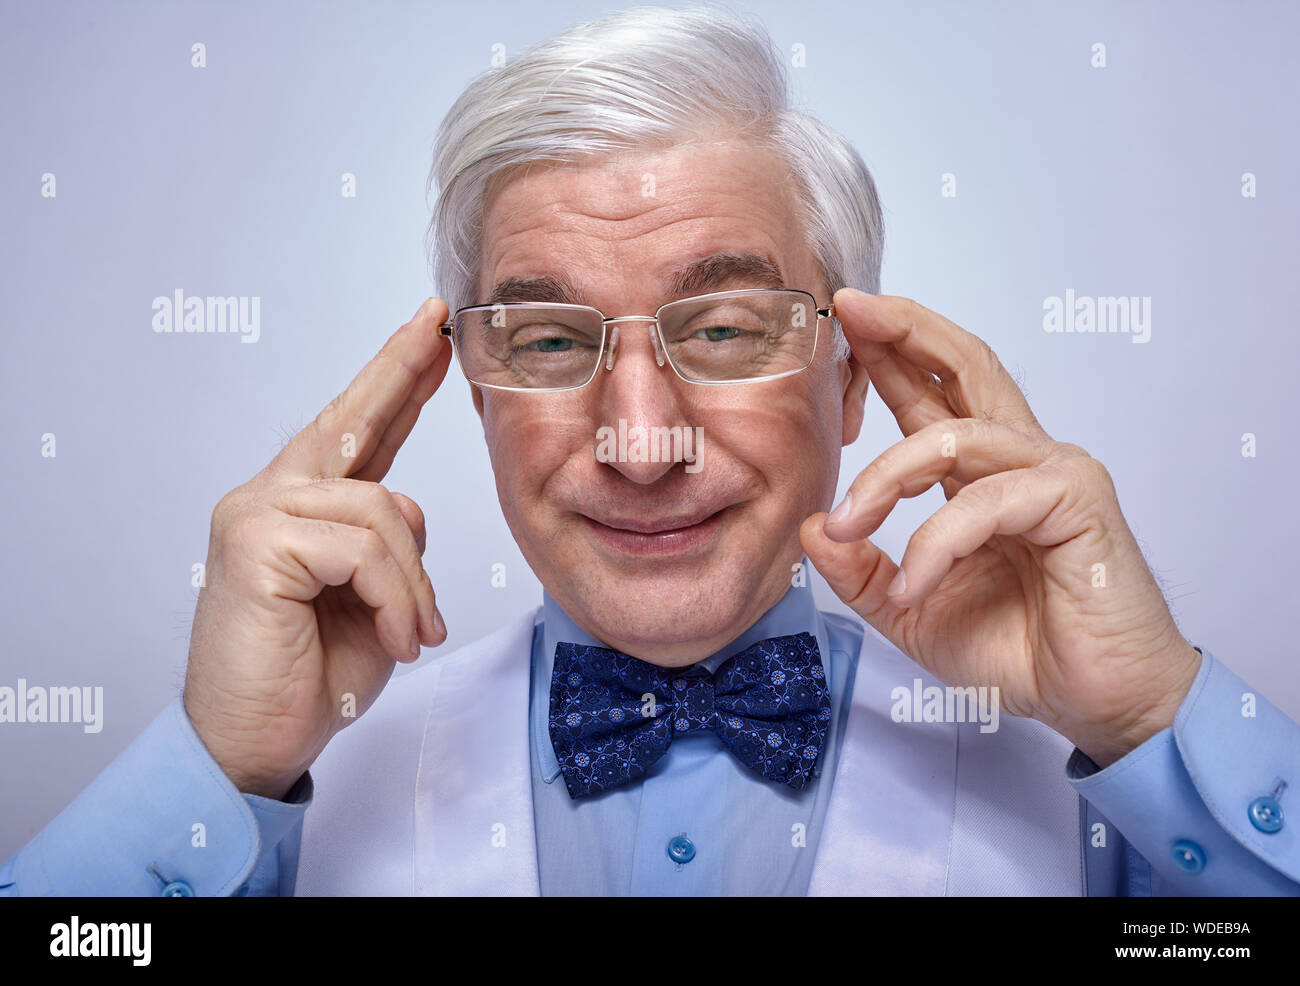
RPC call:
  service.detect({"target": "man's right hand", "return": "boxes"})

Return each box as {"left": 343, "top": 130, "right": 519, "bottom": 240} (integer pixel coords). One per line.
{"left": 183, "top": 298, "right": 454, "bottom": 800}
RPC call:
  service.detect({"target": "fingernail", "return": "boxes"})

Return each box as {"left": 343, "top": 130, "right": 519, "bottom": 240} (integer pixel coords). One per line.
{"left": 410, "top": 631, "right": 422, "bottom": 660}
{"left": 827, "top": 491, "right": 852, "bottom": 525}
{"left": 433, "top": 608, "right": 447, "bottom": 638}
{"left": 887, "top": 568, "right": 907, "bottom": 598}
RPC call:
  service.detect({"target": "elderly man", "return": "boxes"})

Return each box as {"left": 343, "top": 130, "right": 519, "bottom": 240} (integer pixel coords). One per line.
{"left": 4, "top": 7, "right": 1297, "bottom": 896}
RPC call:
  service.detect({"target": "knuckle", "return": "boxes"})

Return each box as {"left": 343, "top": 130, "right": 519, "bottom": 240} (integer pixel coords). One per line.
{"left": 350, "top": 408, "right": 378, "bottom": 442}
{"left": 920, "top": 418, "right": 966, "bottom": 458}
{"left": 305, "top": 517, "right": 336, "bottom": 539}
{"left": 963, "top": 340, "right": 996, "bottom": 383}
{"left": 923, "top": 417, "right": 960, "bottom": 437}
{"left": 900, "top": 297, "right": 925, "bottom": 333}
{"left": 224, "top": 509, "right": 269, "bottom": 554}
{"left": 357, "top": 527, "right": 387, "bottom": 565}
{"left": 855, "top": 455, "right": 903, "bottom": 502}
{"left": 323, "top": 389, "right": 347, "bottom": 418}
{"left": 949, "top": 480, "right": 989, "bottom": 511}
{"left": 345, "top": 477, "right": 384, "bottom": 505}
{"left": 856, "top": 453, "right": 890, "bottom": 486}
{"left": 1073, "top": 454, "right": 1114, "bottom": 490}
{"left": 310, "top": 393, "right": 352, "bottom": 439}
{"left": 364, "top": 482, "right": 402, "bottom": 526}
{"left": 210, "top": 490, "right": 244, "bottom": 531}
{"left": 918, "top": 418, "right": 951, "bottom": 449}
{"left": 972, "top": 416, "right": 1019, "bottom": 451}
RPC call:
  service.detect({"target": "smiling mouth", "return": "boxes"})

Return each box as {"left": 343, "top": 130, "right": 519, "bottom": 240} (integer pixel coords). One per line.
{"left": 581, "top": 506, "right": 732, "bottom": 556}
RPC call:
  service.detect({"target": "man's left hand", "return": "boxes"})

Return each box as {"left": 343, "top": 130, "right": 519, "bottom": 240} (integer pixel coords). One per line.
{"left": 800, "top": 288, "right": 1201, "bottom": 767}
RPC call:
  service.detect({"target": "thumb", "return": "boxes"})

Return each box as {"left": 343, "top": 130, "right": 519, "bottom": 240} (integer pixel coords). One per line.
{"left": 799, "top": 512, "right": 909, "bottom": 643}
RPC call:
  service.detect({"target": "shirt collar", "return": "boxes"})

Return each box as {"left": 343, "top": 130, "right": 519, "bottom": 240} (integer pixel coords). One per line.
{"left": 532, "top": 565, "right": 831, "bottom": 784}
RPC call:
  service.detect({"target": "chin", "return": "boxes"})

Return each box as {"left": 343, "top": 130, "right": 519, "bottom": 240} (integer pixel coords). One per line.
{"left": 548, "top": 537, "right": 781, "bottom": 663}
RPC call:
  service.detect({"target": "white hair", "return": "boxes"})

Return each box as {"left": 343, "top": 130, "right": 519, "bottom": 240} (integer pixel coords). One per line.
{"left": 426, "top": 5, "right": 884, "bottom": 362}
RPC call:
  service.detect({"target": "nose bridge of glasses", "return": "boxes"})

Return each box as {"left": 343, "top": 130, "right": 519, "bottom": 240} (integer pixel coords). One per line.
{"left": 601, "top": 319, "right": 666, "bottom": 371}
{"left": 601, "top": 314, "right": 659, "bottom": 325}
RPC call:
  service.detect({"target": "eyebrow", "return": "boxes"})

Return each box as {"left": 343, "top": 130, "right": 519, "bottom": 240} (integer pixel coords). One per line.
{"left": 484, "top": 274, "right": 583, "bottom": 306}
{"left": 663, "top": 252, "right": 786, "bottom": 298}
{"left": 481, "top": 251, "right": 786, "bottom": 308}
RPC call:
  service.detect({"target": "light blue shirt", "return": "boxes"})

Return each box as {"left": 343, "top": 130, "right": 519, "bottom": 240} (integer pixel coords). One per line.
{"left": 3, "top": 585, "right": 1298, "bottom": 895}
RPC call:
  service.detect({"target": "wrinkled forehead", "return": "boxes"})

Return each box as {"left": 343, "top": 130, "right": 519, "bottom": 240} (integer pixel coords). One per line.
{"left": 474, "top": 138, "right": 819, "bottom": 306}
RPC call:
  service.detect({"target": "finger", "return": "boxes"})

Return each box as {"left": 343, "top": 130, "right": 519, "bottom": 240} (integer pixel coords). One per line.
{"left": 273, "top": 297, "right": 450, "bottom": 481}
{"left": 272, "top": 480, "right": 443, "bottom": 646}
{"left": 823, "top": 418, "right": 1049, "bottom": 542}
{"left": 390, "top": 490, "right": 448, "bottom": 640}
{"left": 888, "top": 465, "right": 1086, "bottom": 608}
{"left": 350, "top": 338, "right": 454, "bottom": 484}
{"left": 833, "top": 289, "right": 1045, "bottom": 436}
{"left": 272, "top": 515, "right": 424, "bottom": 663}
{"left": 865, "top": 350, "right": 954, "bottom": 435}
{"left": 799, "top": 512, "right": 908, "bottom": 646}
{"left": 388, "top": 491, "right": 427, "bottom": 556}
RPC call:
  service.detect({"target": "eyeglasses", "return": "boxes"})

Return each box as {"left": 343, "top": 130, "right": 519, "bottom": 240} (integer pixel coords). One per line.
{"left": 437, "top": 288, "right": 834, "bottom": 392}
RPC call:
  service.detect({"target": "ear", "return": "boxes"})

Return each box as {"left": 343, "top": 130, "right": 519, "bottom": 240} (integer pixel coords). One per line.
{"left": 839, "top": 353, "right": 871, "bottom": 447}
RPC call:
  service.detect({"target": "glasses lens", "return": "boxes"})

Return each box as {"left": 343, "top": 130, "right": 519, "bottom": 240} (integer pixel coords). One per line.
{"left": 657, "top": 290, "right": 817, "bottom": 382}
{"left": 453, "top": 305, "right": 604, "bottom": 390}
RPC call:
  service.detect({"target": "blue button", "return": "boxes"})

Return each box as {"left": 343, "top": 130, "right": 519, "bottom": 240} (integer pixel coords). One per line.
{"left": 667, "top": 834, "right": 696, "bottom": 864}
{"left": 161, "top": 880, "right": 194, "bottom": 897}
{"left": 1171, "top": 840, "right": 1205, "bottom": 873}
{"left": 1248, "top": 796, "right": 1284, "bottom": 834}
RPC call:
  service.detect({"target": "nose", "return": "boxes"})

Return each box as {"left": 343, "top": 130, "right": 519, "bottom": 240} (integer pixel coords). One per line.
{"left": 592, "top": 319, "right": 694, "bottom": 485}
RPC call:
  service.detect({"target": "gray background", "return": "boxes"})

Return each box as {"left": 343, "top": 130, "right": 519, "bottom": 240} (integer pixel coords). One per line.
{"left": 2, "top": 0, "right": 1296, "bottom": 857}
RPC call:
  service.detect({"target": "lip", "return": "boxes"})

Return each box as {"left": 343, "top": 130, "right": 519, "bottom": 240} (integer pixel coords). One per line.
{"left": 581, "top": 505, "right": 731, "bottom": 556}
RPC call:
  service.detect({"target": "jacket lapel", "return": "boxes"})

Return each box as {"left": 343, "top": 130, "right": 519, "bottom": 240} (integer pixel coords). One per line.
{"left": 808, "top": 628, "right": 958, "bottom": 895}
{"left": 414, "top": 608, "right": 541, "bottom": 895}
{"left": 807, "top": 624, "right": 1084, "bottom": 895}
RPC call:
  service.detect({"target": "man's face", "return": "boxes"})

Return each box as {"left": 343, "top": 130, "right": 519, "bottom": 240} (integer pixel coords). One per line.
{"left": 471, "top": 138, "right": 869, "bottom": 665}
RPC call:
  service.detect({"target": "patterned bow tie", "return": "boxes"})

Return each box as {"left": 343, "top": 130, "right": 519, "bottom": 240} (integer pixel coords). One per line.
{"left": 548, "top": 633, "right": 832, "bottom": 799}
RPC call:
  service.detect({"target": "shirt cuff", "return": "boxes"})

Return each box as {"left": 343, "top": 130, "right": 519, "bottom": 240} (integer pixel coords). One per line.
{"left": 2, "top": 695, "right": 311, "bottom": 896}
{"left": 1067, "top": 646, "right": 1300, "bottom": 895}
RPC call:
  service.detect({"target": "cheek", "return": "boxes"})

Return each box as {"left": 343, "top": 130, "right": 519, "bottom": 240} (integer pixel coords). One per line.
{"left": 708, "top": 379, "right": 843, "bottom": 514}
{"left": 482, "top": 395, "right": 589, "bottom": 507}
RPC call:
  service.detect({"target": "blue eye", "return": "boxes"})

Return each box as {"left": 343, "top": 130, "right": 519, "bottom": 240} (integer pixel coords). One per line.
{"left": 693, "top": 326, "right": 744, "bottom": 342}
{"left": 525, "top": 337, "right": 576, "bottom": 352}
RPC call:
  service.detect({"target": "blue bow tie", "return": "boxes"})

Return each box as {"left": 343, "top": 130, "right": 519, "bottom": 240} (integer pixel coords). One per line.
{"left": 548, "top": 633, "right": 832, "bottom": 799}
